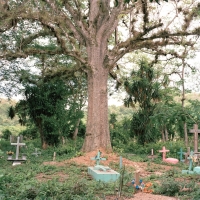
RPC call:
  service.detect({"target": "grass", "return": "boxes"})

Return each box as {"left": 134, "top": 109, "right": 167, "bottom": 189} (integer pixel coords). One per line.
{"left": 0, "top": 139, "right": 200, "bottom": 199}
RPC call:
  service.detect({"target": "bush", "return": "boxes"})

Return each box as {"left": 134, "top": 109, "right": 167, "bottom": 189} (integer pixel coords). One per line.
{"left": 155, "top": 178, "right": 180, "bottom": 196}
{"left": 19, "top": 126, "right": 39, "bottom": 140}
{"left": 1, "top": 129, "right": 12, "bottom": 140}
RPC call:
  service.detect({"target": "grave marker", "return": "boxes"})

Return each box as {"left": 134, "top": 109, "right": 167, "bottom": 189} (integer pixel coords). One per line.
{"left": 190, "top": 124, "right": 200, "bottom": 153}
{"left": 11, "top": 136, "right": 26, "bottom": 160}
{"left": 178, "top": 148, "right": 185, "bottom": 162}
{"left": 159, "top": 146, "right": 169, "bottom": 161}
{"left": 119, "top": 156, "right": 123, "bottom": 169}
{"left": 182, "top": 151, "right": 196, "bottom": 174}
{"left": 91, "top": 150, "right": 106, "bottom": 166}
{"left": 8, "top": 136, "right": 26, "bottom": 166}
{"left": 159, "top": 146, "right": 179, "bottom": 164}
{"left": 10, "top": 135, "right": 23, "bottom": 143}
{"left": 135, "top": 170, "right": 140, "bottom": 186}
{"left": 148, "top": 149, "right": 157, "bottom": 160}
{"left": 32, "top": 148, "right": 41, "bottom": 156}
{"left": 88, "top": 151, "right": 120, "bottom": 182}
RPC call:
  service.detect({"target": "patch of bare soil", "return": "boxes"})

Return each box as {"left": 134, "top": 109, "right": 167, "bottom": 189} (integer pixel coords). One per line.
{"left": 36, "top": 172, "right": 69, "bottom": 182}
{"left": 125, "top": 193, "right": 177, "bottom": 200}
{"left": 67, "top": 149, "right": 180, "bottom": 177}
{"left": 41, "top": 149, "right": 180, "bottom": 200}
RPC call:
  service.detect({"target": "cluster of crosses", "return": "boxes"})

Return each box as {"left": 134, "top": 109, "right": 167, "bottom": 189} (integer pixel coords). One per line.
{"left": 7, "top": 136, "right": 41, "bottom": 166}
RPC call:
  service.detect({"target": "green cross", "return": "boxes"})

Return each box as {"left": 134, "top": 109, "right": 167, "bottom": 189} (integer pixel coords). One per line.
{"left": 178, "top": 148, "right": 185, "bottom": 161}
{"left": 91, "top": 150, "right": 106, "bottom": 166}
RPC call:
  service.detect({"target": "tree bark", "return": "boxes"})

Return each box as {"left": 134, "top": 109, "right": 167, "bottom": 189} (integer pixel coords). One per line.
{"left": 165, "top": 126, "right": 169, "bottom": 141}
{"left": 36, "top": 118, "right": 48, "bottom": 149}
{"left": 82, "top": 46, "right": 112, "bottom": 152}
{"left": 73, "top": 118, "right": 81, "bottom": 140}
{"left": 181, "top": 56, "right": 188, "bottom": 147}
{"left": 162, "top": 128, "right": 165, "bottom": 142}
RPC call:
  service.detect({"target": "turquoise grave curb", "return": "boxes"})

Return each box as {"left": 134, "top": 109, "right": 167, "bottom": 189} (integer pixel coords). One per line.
{"left": 88, "top": 167, "right": 120, "bottom": 182}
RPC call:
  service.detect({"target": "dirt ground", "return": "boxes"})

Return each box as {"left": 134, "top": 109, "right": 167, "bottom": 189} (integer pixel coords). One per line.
{"left": 42, "top": 149, "right": 181, "bottom": 200}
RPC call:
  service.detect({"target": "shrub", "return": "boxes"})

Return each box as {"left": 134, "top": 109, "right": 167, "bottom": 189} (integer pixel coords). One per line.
{"left": 1, "top": 129, "right": 12, "bottom": 140}
{"left": 155, "top": 178, "right": 180, "bottom": 196}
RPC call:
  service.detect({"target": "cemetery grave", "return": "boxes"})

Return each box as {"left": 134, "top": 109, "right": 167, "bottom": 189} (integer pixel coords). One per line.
{"left": 7, "top": 136, "right": 27, "bottom": 166}
{"left": 88, "top": 150, "right": 120, "bottom": 182}
{"left": 147, "top": 149, "right": 158, "bottom": 161}
{"left": 159, "top": 146, "right": 179, "bottom": 164}
{"left": 1, "top": 138, "right": 200, "bottom": 199}
{"left": 42, "top": 149, "right": 182, "bottom": 199}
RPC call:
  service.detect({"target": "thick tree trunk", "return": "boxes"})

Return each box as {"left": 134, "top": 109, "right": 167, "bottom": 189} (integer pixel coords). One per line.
{"left": 82, "top": 46, "right": 112, "bottom": 152}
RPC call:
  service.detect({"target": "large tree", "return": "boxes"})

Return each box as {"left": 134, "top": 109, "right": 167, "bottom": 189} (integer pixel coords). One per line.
{"left": 0, "top": 0, "right": 200, "bottom": 152}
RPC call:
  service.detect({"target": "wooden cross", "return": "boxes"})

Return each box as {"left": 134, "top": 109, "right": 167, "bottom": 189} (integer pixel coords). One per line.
{"left": 159, "top": 146, "right": 169, "bottom": 161}
{"left": 135, "top": 170, "right": 140, "bottom": 186}
{"left": 11, "top": 136, "right": 26, "bottom": 160}
{"left": 148, "top": 149, "right": 157, "bottom": 160}
{"left": 190, "top": 124, "right": 200, "bottom": 153}
{"left": 178, "top": 148, "right": 185, "bottom": 161}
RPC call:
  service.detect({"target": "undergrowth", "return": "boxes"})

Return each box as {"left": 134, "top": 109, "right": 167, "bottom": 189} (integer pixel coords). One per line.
{"left": 0, "top": 137, "right": 200, "bottom": 199}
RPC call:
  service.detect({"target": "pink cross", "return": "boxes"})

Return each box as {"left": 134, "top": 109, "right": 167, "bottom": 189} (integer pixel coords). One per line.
{"left": 159, "top": 146, "right": 169, "bottom": 161}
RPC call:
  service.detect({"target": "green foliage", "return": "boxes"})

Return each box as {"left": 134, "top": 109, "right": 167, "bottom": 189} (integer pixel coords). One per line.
{"left": 124, "top": 59, "right": 172, "bottom": 144}
{"left": 19, "top": 125, "right": 39, "bottom": 140}
{"left": 154, "top": 178, "right": 180, "bottom": 196}
{"left": 131, "top": 109, "right": 161, "bottom": 144}
{"left": 15, "top": 78, "right": 85, "bottom": 147}
{"left": 8, "top": 106, "right": 15, "bottom": 119}
{"left": 0, "top": 100, "right": 20, "bottom": 129}
{"left": 0, "top": 137, "right": 200, "bottom": 199}
{"left": 1, "top": 129, "right": 12, "bottom": 140}
{"left": 110, "top": 115, "right": 132, "bottom": 153}
{"left": 186, "top": 99, "right": 200, "bottom": 125}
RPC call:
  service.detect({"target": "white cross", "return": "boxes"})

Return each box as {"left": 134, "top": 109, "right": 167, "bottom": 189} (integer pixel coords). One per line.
{"left": 11, "top": 136, "right": 26, "bottom": 160}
